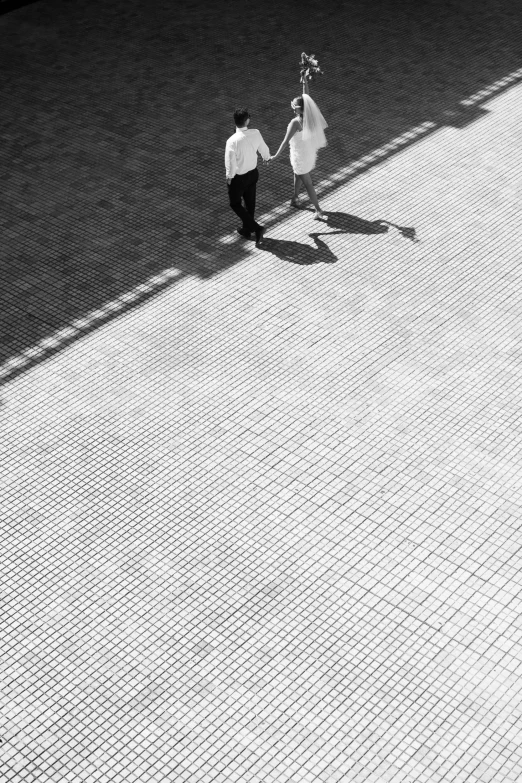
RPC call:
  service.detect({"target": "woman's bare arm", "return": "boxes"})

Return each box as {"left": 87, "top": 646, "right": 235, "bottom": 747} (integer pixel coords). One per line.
{"left": 302, "top": 77, "right": 310, "bottom": 96}
{"left": 270, "top": 118, "right": 300, "bottom": 159}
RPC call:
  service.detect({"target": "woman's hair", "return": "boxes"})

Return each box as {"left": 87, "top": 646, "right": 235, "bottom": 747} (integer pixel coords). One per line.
{"left": 233, "top": 107, "right": 250, "bottom": 127}
{"left": 291, "top": 96, "right": 304, "bottom": 114}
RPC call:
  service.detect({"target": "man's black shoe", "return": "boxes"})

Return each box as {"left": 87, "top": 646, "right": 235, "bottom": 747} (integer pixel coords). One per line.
{"left": 237, "top": 228, "right": 252, "bottom": 239}
{"left": 255, "top": 226, "right": 265, "bottom": 246}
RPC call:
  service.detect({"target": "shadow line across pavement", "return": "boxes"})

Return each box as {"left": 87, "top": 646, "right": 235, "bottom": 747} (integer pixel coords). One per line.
{"left": 2, "top": 0, "right": 522, "bottom": 367}
{"left": 1, "top": 65, "right": 521, "bottom": 387}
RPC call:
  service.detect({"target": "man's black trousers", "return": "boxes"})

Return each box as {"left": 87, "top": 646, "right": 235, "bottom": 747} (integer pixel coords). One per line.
{"left": 228, "top": 167, "right": 261, "bottom": 234}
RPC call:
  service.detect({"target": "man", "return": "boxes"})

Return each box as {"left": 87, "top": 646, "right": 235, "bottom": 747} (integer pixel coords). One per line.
{"left": 225, "top": 107, "right": 270, "bottom": 246}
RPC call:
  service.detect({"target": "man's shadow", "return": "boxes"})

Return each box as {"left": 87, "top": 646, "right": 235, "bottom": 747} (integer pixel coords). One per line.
{"left": 261, "top": 212, "right": 418, "bottom": 266}
{"left": 260, "top": 233, "right": 337, "bottom": 265}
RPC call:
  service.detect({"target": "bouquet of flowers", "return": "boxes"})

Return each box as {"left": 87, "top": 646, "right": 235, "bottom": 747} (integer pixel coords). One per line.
{"left": 299, "top": 52, "right": 323, "bottom": 82}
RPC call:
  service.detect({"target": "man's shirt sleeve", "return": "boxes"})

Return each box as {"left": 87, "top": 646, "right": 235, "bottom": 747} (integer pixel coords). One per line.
{"left": 225, "top": 138, "right": 237, "bottom": 179}
{"left": 257, "top": 132, "right": 270, "bottom": 162}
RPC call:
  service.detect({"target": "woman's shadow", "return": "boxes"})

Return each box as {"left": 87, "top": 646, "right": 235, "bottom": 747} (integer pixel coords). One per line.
{"left": 319, "top": 211, "right": 418, "bottom": 242}
{"left": 261, "top": 212, "right": 417, "bottom": 266}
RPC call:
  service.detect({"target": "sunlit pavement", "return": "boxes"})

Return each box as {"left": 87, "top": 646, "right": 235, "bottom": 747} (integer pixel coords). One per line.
{"left": 2, "top": 2, "right": 522, "bottom": 783}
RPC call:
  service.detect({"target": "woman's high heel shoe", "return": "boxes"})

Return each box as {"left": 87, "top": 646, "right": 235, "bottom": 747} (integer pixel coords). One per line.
{"left": 313, "top": 210, "right": 327, "bottom": 221}
{"left": 290, "top": 198, "right": 301, "bottom": 208}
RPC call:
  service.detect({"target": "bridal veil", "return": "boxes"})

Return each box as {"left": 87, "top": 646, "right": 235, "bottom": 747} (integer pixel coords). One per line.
{"left": 302, "top": 94, "right": 328, "bottom": 150}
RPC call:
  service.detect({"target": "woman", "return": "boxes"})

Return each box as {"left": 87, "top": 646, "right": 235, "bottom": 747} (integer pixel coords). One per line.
{"left": 269, "top": 79, "right": 328, "bottom": 220}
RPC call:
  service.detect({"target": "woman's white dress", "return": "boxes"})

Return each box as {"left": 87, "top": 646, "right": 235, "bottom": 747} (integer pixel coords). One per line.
{"left": 289, "top": 128, "right": 317, "bottom": 175}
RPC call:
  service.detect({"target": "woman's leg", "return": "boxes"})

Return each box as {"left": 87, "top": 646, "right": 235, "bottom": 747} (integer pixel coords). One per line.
{"left": 293, "top": 174, "right": 302, "bottom": 199}
{"left": 300, "top": 172, "right": 323, "bottom": 213}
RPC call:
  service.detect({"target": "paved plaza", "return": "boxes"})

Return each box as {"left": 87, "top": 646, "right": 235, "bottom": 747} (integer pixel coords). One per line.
{"left": 1, "top": 1, "right": 522, "bottom": 782}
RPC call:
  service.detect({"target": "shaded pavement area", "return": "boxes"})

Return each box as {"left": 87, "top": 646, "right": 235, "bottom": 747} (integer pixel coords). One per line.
{"left": 1, "top": 0, "right": 521, "bottom": 366}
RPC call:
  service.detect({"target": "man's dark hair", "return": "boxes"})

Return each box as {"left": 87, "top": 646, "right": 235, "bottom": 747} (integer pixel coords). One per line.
{"left": 234, "top": 107, "right": 250, "bottom": 128}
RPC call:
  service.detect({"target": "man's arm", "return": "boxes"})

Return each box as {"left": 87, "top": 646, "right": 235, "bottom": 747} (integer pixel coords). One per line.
{"left": 256, "top": 131, "right": 270, "bottom": 162}
{"left": 225, "top": 139, "right": 237, "bottom": 182}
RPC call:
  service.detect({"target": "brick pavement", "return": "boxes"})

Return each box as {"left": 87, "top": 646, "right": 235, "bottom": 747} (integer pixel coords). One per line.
{"left": 2, "top": 1, "right": 522, "bottom": 782}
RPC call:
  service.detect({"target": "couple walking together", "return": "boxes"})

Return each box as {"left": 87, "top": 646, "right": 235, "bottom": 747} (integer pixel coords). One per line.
{"left": 225, "top": 78, "right": 328, "bottom": 246}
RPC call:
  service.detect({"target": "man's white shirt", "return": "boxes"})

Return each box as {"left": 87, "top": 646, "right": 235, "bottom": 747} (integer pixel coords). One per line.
{"left": 225, "top": 127, "right": 270, "bottom": 179}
